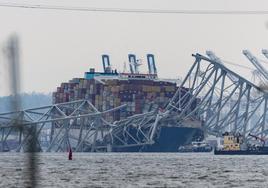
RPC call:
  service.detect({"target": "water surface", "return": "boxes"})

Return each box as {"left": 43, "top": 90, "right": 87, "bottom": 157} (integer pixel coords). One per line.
{"left": 0, "top": 153, "right": 267, "bottom": 187}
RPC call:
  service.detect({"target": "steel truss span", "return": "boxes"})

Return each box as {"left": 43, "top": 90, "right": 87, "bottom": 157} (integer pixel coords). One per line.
{"left": 0, "top": 100, "right": 158, "bottom": 152}
{"left": 1, "top": 53, "right": 268, "bottom": 152}
{"left": 167, "top": 53, "right": 268, "bottom": 141}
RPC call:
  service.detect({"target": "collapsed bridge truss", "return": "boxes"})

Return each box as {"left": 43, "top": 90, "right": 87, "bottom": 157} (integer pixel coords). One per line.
{"left": 167, "top": 53, "right": 268, "bottom": 141}
{"left": 1, "top": 53, "right": 268, "bottom": 152}
{"left": 0, "top": 100, "right": 156, "bottom": 152}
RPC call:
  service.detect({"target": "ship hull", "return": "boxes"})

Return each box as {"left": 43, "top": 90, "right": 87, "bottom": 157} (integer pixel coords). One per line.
{"left": 113, "top": 127, "right": 203, "bottom": 152}
{"left": 178, "top": 147, "right": 213, "bottom": 153}
{"left": 214, "top": 147, "right": 268, "bottom": 155}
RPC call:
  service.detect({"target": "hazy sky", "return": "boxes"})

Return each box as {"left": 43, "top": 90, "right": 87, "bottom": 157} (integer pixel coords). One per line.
{"left": 1, "top": 0, "right": 268, "bottom": 96}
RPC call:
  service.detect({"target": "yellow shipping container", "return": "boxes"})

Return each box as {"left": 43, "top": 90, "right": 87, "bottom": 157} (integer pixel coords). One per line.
{"left": 153, "top": 86, "right": 161, "bottom": 92}
{"left": 165, "top": 86, "right": 175, "bottom": 92}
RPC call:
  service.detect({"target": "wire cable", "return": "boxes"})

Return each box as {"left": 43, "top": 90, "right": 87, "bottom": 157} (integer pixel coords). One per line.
{"left": 1, "top": 2, "right": 268, "bottom": 14}
{"left": 221, "top": 60, "right": 255, "bottom": 70}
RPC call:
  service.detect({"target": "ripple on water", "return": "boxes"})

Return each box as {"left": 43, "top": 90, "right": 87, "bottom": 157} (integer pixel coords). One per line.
{"left": 0, "top": 153, "right": 267, "bottom": 187}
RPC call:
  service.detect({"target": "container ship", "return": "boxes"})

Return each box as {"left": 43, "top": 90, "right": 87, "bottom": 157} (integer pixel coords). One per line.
{"left": 52, "top": 54, "right": 203, "bottom": 152}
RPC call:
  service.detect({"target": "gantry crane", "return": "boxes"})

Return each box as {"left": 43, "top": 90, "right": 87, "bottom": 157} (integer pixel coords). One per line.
{"left": 128, "top": 54, "right": 143, "bottom": 74}
{"left": 147, "top": 54, "right": 157, "bottom": 75}
{"left": 243, "top": 50, "right": 268, "bottom": 81}
{"left": 102, "top": 54, "right": 111, "bottom": 73}
{"left": 206, "top": 51, "right": 237, "bottom": 82}
{"left": 262, "top": 49, "right": 268, "bottom": 60}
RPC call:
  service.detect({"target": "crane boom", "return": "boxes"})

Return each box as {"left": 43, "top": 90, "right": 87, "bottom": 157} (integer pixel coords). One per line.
{"left": 206, "top": 51, "right": 221, "bottom": 63}
{"left": 102, "top": 55, "right": 111, "bottom": 73}
{"left": 262, "top": 49, "right": 268, "bottom": 59}
{"left": 147, "top": 54, "right": 157, "bottom": 75}
{"left": 248, "top": 133, "right": 266, "bottom": 146}
{"left": 206, "top": 51, "right": 237, "bottom": 82}
{"left": 128, "top": 54, "right": 136, "bottom": 74}
{"left": 242, "top": 50, "right": 268, "bottom": 81}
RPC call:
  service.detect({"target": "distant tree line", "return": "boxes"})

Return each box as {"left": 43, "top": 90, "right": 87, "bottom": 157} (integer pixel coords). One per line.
{"left": 0, "top": 92, "right": 52, "bottom": 112}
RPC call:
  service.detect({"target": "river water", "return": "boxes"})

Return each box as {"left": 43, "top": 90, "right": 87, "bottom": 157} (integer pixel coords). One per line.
{"left": 0, "top": 153, "right": 267, "bottom": 188}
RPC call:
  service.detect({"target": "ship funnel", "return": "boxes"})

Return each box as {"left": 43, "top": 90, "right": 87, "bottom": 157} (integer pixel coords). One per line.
{"left": 102, "top": 54, "right": 111, "bottom": 73}
{"left": 147, "top": 54, "right": 157, "bottom": 75}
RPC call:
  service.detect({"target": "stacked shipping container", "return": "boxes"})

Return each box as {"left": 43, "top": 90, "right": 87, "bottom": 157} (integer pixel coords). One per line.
{"left": 53, "top": 76, "right": 178, "bottom": 121}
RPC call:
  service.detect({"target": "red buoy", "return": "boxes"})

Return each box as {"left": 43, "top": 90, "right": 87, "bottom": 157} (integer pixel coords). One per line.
{"left": 68, "top": 148, "right": 72, "bottom": 160}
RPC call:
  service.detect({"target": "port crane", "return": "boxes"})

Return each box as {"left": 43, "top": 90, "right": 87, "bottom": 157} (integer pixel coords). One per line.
{"left": 206, "top": 51, "right": 237, "bottom": 82}
{"left": 147, "top": 54, "right": 157, "bottom": 75}
{"left": 128, "top": 54, "right": 142, "bottom": 74}
{"left": 243, "top": 50, "right": 268, "bottom": 82}
{"left": 262, "top": 49, "right": 268, "bottom": 60}
{"left": 102, "top": 54, "right": 111, "bottom": 73}
{"left": 127, "top": 54, "right": 157, "bottom": 75}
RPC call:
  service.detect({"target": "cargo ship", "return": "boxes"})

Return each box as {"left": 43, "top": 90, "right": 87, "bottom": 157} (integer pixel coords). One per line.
{"left": 52, "top": 54, "right": 203, "bottom": 152}
{"left": 214, "top": 132, "right": 268, "bottom": 155}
